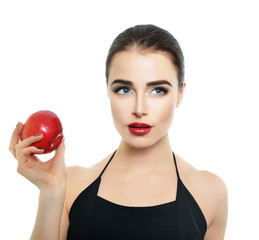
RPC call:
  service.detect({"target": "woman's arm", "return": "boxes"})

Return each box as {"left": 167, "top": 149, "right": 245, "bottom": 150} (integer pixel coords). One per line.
{"left": 9, "top": 123, "right": 68, "bottom": 240}
{"left": 204, "top": 173, "right": 228, "bottom": 240}
{"left": 30, "top": 187, "right": 66, "bottom": 240}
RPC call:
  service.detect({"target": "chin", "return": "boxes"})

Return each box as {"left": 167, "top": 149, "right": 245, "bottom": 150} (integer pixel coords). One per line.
{"left": 117, "top": 127, "right": 170, "bottom": 149}
{"left": 122, "top": 135, "right": 160, "bottom": 150}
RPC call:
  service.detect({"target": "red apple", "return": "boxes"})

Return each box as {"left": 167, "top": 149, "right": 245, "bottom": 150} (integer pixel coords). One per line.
{"left": 21, "top": 110, "right": 64, "bottom": 154}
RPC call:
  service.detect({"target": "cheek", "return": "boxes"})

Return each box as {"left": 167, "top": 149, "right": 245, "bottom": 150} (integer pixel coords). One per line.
{"left": 151, "top": 98, "right": 175, "bottom": 126}
{"left": 110, "top": 98, "right": 127, "bottom": 125}
{"left": 161, "top": 102, "right": 175, "bottom": 125}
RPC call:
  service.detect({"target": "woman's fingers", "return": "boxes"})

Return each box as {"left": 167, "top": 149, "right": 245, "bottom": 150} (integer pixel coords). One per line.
{"left": 51, "top": 139, "right": 66, "bottom": 171}
{"left": 16, "top": 147, "right": 44, "bottom": 172}
{"left": 9, "top": 122, "right": 23, "bottom": 157}
{"left": 9, "top": 121, "right": 67, "bottom": 190}
{"left": 19, "top": 146, "right": 45, "bottom": 158}
{"left": 54, "top": 138, "right": 65, "bottom": 159}
{"left": 14, "top": 134, "right": 44, "bottom": 158}
{"left": 9, "top": 122, "right": 44, "bottom": 159}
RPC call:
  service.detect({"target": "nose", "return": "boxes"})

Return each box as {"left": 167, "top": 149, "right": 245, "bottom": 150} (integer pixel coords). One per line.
{"left": 132, "top": 94, "right": 148, "bottom": 118}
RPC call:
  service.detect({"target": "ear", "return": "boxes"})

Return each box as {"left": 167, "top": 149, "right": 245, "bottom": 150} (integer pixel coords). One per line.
{"left": 176, "top": 81, "right": 186, "bottom": 108}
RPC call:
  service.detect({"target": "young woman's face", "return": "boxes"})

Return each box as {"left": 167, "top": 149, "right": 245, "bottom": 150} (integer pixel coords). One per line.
{"left": 107, "top": 49, "right": 185, "bottom": 149}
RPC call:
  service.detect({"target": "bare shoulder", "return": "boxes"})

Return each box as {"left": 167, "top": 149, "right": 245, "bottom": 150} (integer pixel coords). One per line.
{"left": 176, "top": 154, "right": 228, "bottom": 228}
{"left": 65, "top": 153, "right": 114, "bottom": 213}
{"left": 191, "top": 167, "right": 228, "bottom": 201}
{"left": 176, "top": 154, "right": 227, "bottom": 199}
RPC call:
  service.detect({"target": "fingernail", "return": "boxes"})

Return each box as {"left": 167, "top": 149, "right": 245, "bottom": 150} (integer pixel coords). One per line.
{"left": 16, "top": 122, "right": 20, "bottom": 127}
{"left": 35, "top": 134, "right": 42, "bottom": 137}
{"left": 37, "top": 148, "right": 44, "bottom": 150}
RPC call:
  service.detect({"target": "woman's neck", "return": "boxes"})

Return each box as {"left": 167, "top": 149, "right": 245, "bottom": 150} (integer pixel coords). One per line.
{"left": 114, "top": 134, "right": 174, "bottom": 175}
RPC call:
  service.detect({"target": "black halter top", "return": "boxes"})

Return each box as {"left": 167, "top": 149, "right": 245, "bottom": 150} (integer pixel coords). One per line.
{"left": 67, "top": 151, "right": 207, "bottom": 239}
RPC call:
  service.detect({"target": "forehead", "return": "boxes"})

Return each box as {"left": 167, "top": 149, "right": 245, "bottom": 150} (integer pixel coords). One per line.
{"left": 108, "top": 49, "right": 178, "bottom": 85}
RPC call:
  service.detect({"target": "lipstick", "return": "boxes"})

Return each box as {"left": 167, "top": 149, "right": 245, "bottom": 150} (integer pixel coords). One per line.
{"left": 128, "top": 122, "right": 152, "bottom": 136}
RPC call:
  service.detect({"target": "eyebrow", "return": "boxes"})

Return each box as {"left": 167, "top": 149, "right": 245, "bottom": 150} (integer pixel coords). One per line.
{"left": 111, "top": 79, "right": 173, "bottom": 87}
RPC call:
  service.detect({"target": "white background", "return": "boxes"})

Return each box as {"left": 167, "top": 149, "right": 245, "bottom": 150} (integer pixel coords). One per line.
{"left": 1, "top": 0, "right": 258, "bottom": 239}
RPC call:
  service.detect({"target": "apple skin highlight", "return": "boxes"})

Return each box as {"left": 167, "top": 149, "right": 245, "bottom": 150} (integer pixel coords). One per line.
{"left": 21, "top": 110, "right": 63, "bottom": 154}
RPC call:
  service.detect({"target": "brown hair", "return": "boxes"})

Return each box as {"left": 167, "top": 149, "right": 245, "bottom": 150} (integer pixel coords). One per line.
{"left": 105, "top": 24, "right": 185, "bottom": 88}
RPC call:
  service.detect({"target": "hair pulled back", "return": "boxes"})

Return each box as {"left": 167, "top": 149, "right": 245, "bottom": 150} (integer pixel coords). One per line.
{"left": 105, "top": 24, "right": 185, "bottom": 88}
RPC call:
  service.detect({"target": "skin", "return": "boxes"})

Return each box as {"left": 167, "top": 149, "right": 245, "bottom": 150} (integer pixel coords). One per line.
{"left": 9, "top": 48, "right": 228, "bottom": 240}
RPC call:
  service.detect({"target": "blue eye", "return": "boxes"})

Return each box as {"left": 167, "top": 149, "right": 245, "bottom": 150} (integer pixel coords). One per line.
{"left": 151, "top": 87, "right": 168, "bottom": 95}
{"left": 119, "top": 88, "right": 130, "bottom": 94}
{"left": 114, "top": 87, "right": 131, "bottom": 95}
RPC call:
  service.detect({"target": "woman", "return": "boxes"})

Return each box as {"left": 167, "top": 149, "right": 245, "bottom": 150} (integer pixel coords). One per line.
{"left": 9, "top": 24, "right": 228, "bottom": 239}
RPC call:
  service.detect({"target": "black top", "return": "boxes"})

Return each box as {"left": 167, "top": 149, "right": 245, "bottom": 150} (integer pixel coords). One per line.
{"left": 67, "top": 151, "right": 207, "bottom": 239}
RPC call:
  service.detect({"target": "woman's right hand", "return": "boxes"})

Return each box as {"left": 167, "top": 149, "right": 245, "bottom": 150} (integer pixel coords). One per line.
{"left": 9, "top": 122, "right": 67, "bottom": 192}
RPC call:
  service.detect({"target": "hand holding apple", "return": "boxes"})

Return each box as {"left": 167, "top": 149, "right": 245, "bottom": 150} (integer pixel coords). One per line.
{"left": 9, "top": 111, "right": 66, "bottom": 191}
{"left": 21, "top": 110, "right": 64, "bottom": 154}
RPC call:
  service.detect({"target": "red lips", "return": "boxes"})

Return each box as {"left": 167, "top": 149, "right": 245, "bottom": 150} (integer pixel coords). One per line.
{"left": 128, "top": 122, "right": 152, "bottom": 135}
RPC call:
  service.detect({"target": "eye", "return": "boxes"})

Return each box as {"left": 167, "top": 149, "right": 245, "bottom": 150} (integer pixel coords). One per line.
{"left": 150, "top": 87, "right": 168, "bottom": 95}
{"left": 113, "top": 86, "right": 132, "bottom": 95}
{"left": 119, "top": 87, "right": 131, "bottom": 95}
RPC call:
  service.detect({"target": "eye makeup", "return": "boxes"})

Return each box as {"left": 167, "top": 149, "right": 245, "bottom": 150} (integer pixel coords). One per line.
{"left": 112, "top": 85, "right": 169, "bottom": 96}
{"left": 110, "top": 79, "right": 172, "bottom": 96}
{"left": 112, "top": 85, "right": 132, "bottom": 94}
{"left": 150, "top": 87, "right": 169, "bottom": 95}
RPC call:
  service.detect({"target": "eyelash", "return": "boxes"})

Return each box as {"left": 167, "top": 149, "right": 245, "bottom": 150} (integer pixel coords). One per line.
{"left": 112, "top": 86, "right": 169, "bottom": 95}
{"left": 112, "top": 86, "right": 132, "bottom": 94}
{"left": 152, "top": 87, "right": 168, "bottom": 95}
